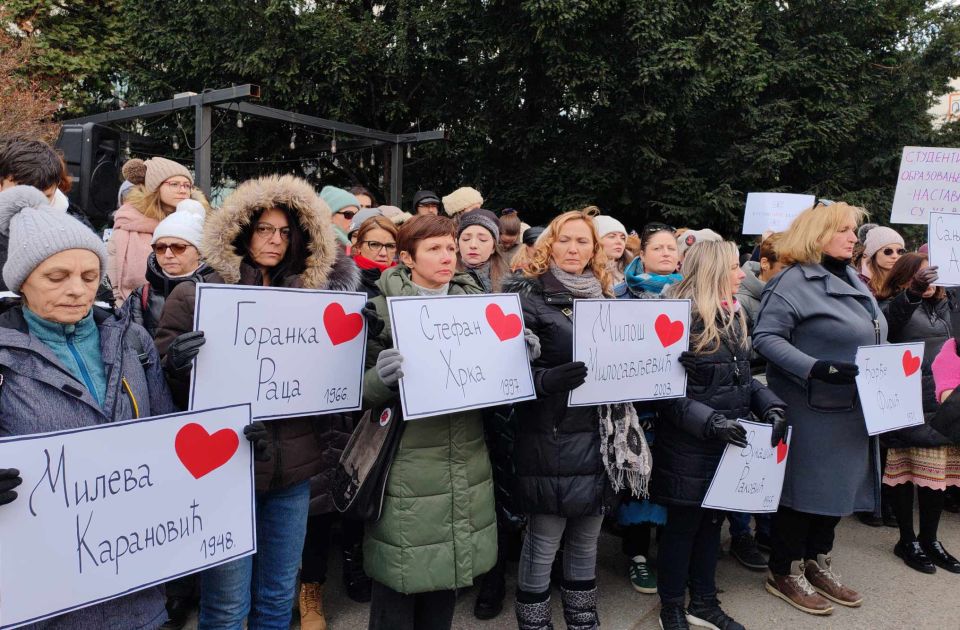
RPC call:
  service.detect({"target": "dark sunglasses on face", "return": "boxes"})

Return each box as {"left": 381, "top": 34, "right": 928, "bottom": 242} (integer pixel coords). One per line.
{"left": 338, "top": 210, "right": 357, "bottom": 220}
{"left": 152, "top": 243, "right": 191, "bottom": 255}
{"left": 882, "top": 247, "right": 906, "bottom": 256}
{"left": 254, "top": 223, "right": 291, "bottom": 240}
{"left": 362, "top": 240, "right": 397, "bottom": 253}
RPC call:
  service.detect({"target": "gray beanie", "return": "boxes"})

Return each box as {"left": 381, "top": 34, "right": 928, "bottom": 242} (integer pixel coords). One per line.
{"left": 0, "top": 186, "right": 108, "bottom": 293}
{"left": 457, "top": 209, "right": 500, "bottom": 242}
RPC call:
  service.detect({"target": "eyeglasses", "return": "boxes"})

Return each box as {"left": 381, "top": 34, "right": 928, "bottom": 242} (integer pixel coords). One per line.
{"left": 162, "top": 181, "right": 193, "bottom": 191}
{"left": 362, "top": 240, "right": 397, "bottom": 253}
{"left": 152, "top": 242, "right": 191, "bottom": 255}
{"left": 338, "top": 210, "right": 357, "bottom": 220}
{"left": 254, "top": 223, "right": 291, "bottom": 240}
{"left": 882, "top": 247, "right": 906, "bottom": 256}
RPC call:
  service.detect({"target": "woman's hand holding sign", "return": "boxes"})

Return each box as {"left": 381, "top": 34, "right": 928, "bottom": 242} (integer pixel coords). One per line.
{"left": 0, "top": 467, "right": 22, "bottom": 505}
{"left": 376, "top": 348, "right": 404, "bottom": 388}
{"left": 166, "top": 330, "right": 206, "bottom": 372}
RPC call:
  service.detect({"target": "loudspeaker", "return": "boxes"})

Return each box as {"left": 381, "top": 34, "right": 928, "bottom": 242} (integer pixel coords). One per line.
{"left": 56, "top": 123, "right": 121, "bottom": 226}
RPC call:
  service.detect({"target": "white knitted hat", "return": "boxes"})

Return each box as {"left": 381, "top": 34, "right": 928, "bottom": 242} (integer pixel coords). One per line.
{"left": 593, "top": 215, "right": 627, "bottom": 238}
{"left": 152, "top": 199, "right": 206, "bottom": 249}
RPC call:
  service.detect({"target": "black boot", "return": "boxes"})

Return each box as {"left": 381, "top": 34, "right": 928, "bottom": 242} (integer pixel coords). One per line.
{"left": 560, "top": 582, "right": 599, "bottom": 630}
{"left": 341, "top": 541, "right": 372, "bottom": 603}
{"left": 474, "top": 560, "right": 506, "bottom": 619}
{"left": 658, "top": 602, "right": 690, "bottom": 630}
{"left": 515, "top": 590, "right": 554, "bottom": 630}
{"left": 160, "top": 597, "right": 191, "bottom": 630}
{"left": 686, "top": 594, "right": 744, "bottom": 630}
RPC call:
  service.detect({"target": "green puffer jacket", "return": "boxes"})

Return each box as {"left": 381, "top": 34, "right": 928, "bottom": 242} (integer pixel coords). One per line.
{"left": 362, "top": 265, "right": 497, "bottom": 594}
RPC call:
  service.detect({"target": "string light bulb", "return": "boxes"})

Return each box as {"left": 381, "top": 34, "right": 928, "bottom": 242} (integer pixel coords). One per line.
{"left": 289, "top": 131, "right": 297, "bottom": 151}
{"left": 172, "top": 136, "right": 179, "bottom": 151}
{"left": 236, "top": 114, "right": 243, "bottom": 129}
{"left": 369, "top": 151, "right": 375, "bottom": 167}
{"left": 406, "top": 145, "right": 412, "bottom": 159}
{"left": 330, "top": 135, "right": 337, "bottom": 154}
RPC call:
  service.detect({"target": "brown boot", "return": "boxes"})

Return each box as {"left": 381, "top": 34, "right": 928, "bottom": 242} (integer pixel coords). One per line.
{"left": 765, "top": 560, "right": 834, "bottom": 616}
{"left": 804, "top": 554, "right": 863, "bottom": 607}
{"left": 299, "top": 582, "right": 328, "bottom": 630}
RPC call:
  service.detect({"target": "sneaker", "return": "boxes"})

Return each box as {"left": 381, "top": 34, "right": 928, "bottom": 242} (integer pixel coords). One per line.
{"left": 920, "top": 540, "right": 960, "bottom": 574}
{"left": 894, "top": 540, "right": 936, "bottom": 574}
{"left": 754, "top": 531, "right": 772, "bottom": 553}
{"left": 686, "top": 595, "right": 745, "bottom": 630}
{"left": 729, "top": 533, "right": 767, "bottom": 571}
{"left": 659, "top": 602, "right": 690, "bottom": 630}
{"left": 804, "top": 554, "right": 862, "bottom": 607}
{"left": 765, "top": 561, "right": 833, "bottom": 616}
{"left": 629, "top": 555, "right": 657, "bottom": 594}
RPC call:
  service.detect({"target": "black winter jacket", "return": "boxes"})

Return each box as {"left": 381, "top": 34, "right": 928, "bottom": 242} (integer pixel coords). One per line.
{"left": 651, "top": 316, "right": 784, "bottom": 507}
{"left": 122, "top": 254, "right": 215, "bottom": 338}
{"left": 503, "top": 272, "right": 612, "bottom": 517}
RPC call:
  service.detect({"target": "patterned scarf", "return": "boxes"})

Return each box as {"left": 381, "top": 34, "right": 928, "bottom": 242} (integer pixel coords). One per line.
{"left": 623, "top": 258, "right": 682, "bottom": 296}
{"left": 599, "top": 404, "right": 651, "bottom": 498}
{"left": 549, "top": 261, "right": 604, "bottom": 298}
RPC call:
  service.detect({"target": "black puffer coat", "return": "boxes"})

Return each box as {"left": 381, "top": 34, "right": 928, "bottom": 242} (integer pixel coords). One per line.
{"left": 503, "top": 272, "right": 612, "bottom": 517}
{"left": 651, "top": 315, "right": 784, "bottom": 507}
{"left": 122, "top": 253, "right": 216, "bottom": 338}
{"left": 879, "top": 291, "right": 952, "bottom": 448}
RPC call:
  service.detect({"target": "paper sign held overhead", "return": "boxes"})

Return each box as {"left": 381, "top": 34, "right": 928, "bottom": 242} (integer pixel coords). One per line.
{"left": 855, "top": 342, "right": 925, "bottom": 436}
{"left": 891, "top": 146, "right": 960, "bottom": 225}
{"left": 569, "top": 299, "right": 690, "bottom": 407}
{"left": 741, "top": 192, "right": 815, "bottom": 235}
{"left": 387, "top": 294, "right": 536, "bottom": 421}
{"left": 926, "top": 212, "right": 960, "bottom": 286}
{"left": 189, "top": 285, "right": 368, "bottom": 420}
{"left": 701, "top": 420, "right": 792, "bottom": 513}
{"left": 0, "top": 405, "right": 255, "bottom": 629}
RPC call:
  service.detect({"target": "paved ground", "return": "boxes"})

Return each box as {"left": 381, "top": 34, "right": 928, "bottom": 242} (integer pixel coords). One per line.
{"left": 184, "top": 511, "right": 960, "bottom": 629}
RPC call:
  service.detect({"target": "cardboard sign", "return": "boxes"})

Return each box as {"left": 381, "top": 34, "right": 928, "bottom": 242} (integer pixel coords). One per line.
{"left": 741, "top": 192, "right": 815, "bottom": 235}
{"left": 387, "top": 294, "right": 536, "bottom": 420}
{"left": 0, "top": 405, "right": 255, "bottom": 629}
{"left": 190, "top": 285, "right": 368, "bottom": 420}
{"left": 701, "top": 420, "right": 792, "bottom": 513}
{"left": 569, "top": 299, "right": 690, "bottom": 406}
{"left": 927, "top": 212, "right": 960, "bottom": 286}
{"left": 855, "top": 342, "right": 925, "bottom": 436}
{"left": 891, "top": 146, "right": 960, "bottom": 225}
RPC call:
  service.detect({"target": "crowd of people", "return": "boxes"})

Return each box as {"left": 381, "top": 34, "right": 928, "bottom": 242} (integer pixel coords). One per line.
{"left": 0, "top": 137, "right": 959, "bottom": 630}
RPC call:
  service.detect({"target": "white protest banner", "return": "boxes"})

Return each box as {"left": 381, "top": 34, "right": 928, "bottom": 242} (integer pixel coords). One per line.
{"left": 190, "top": 284, "right": 368, "bottom": 420}
{"left": 741, "top": 192, "right": 815, "bottom": 235}
{"left": 927, "top": 211, "right": 960, "bottom": 286}
{"left": 569, "top": 299, "right": 690, "bottom": 407}
{"left": 701, "top": 420, "right": 793, "bottom": 513}
{"left": 891, "top": 146, "right": 960, "bottom": 225}
{"left": 0, "top": 405, "right": 255, "bottom": 629}
{"left": 855, "top": 342, "right": 925, "bottom": 436}
{"left": 388, "top": 294, "right": 536, "bottom": 420}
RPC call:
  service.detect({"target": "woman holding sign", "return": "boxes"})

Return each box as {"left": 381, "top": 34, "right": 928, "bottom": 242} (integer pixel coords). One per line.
{"left": 0, "top": 186, "right": 178, "bottom": 628}
{"left": 155, "top": 175, "right": 362, "bottom": 630}
{"left": 753, "top": 200, "right": 885, "bottom": 616}
{"left": 653, "top": 240, "right": 785, "bottom": 630}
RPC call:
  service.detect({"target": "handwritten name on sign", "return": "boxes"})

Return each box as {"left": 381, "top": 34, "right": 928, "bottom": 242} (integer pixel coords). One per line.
{"left": 855, "top": 342, "right": 925, "bottom": 436}
{"left": 927, "top": 212, "right": 960, "bottom": 286}
{"left": 891, "top": 146, "right": 960, "bottom": 225}
{"left": 190, "top": 285, "right": 368, "bottom": 420}
{"left": 0, "top": 405, "right": 255, "bottom": 629}
{"left": 387, "top": 294, "right": 536, "bottom": 421}
{"left": 701, "top": 420, "right": 792, "bottom": 513}
{"left": 741, "top": 192, "right": 815, "bottom": 235}
{"left": 569, "top": 299, "right": 690, "bottom": 407}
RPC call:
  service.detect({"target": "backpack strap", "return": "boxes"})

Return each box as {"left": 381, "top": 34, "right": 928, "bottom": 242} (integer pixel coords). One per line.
{"left": 140, "top": 283, "right": 150, "bottom": 312}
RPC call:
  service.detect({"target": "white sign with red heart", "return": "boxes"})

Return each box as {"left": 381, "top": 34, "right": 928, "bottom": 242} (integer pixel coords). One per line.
{"left": 568, "top": 299, "right": 691, "bottom": 406}
{"left": 387, "top": 294, "right": 536, "bottom": 420}
{"left": 0, "top": 405, "right": 255, "bottom": 629}
{"left": 855, "top": 341, "right": 926, "bottom": 436}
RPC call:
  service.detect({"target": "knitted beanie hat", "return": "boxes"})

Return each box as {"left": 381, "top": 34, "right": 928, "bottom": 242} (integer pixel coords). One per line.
{"left": 0, "top": 186, "right": 107, "bottom": 292}
{"left": 319, "top": 185, "right": 361, "bottom": 215}
{"left": 152, "top": 199, "right": 206, "bottom": 249}
{"left": 863, "top": 226, "right": 904, "bottom": 260}
{"left": 141, "top": 157, "right": 193, "bottom": 193}
{"left": 678, "top": 228, "right": 722, "bottom": 257}
{"left": 442, "top": 187, "right": 483, "bottom": 216}
{"left": 593, "top": 215, "right": 627, "bottom": 239}
{"left": 458, "top": 209, "right": 500, "bottom": 242}
{"left": 348, "top": 207, "right": 384, "bottom": 234}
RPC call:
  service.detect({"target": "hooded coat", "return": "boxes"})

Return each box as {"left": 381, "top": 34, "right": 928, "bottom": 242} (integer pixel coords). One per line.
{"left": 121, "top": 253, "right": 215, "bottom": 338}
{"left": 154, "top": 175, "right": 361, "bottom": 504}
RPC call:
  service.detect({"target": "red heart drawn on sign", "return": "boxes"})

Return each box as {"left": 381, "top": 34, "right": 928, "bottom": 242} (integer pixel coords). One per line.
{"left": 654, "top": 314, "right": 684, "bottom": 348}
{"left": 323, "top": 302, "right": 363, "bottom": 346}
{"left": 776, "top": 440, "right": 788, "bottom": 464}
{"left": 902, "top": 350, "right": 921, "bottom": 377}
{"left": 175, "top": 423, "right": 240, "bottom": 480}
{"left": 485, "top": 303, "right": 523, "bottom": 341}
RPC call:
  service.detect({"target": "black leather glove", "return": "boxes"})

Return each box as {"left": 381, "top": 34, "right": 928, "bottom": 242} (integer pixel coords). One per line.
{"left": 810, "top": 360, "right": 859, "bottom": 385}
{"left": 907, "top": 265, "right": 938, "bottom": 299}
{"left": 678, "top": 351, "right": 697, "bottom": 372}
{"left": 362, "top": 301, "right": 385, "bottom": 339}
{"left": 0, "top": 468, "right": 22, "bottom": 506}
{"left": 764, "top": 408, "right": 788, "bottom": 447}
{"left": 540, "top": 361, "right": 588, "bottom": 394}
{"left": 166, "top": 331, "right": 205, "bottom": 372}
{"left": 703, "top": 413, "right": 749, "bottom": 448}
{"left": 243, "top": 422, "right": 271, "bottom": 462}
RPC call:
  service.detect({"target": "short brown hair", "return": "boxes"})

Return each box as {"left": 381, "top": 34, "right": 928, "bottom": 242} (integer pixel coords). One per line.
{"left": 499, "top": 212, "right": 522, "bottom": 237}
{"left": 397, "top": 214, "right": 456, "bottom": 260}
{"left": 353, "top": 216, "right": 398, "bottom": 249}
{"left": 759, "top": 232, "right": 781, "bottom": 264}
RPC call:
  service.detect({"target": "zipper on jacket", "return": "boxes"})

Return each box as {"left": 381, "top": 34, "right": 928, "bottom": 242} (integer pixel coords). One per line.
{"left": 66, "top": 330, "right": 99, "bottom": 404}
{"left": 270, "top": 422, "right": 283, "bottom": 489}
{"left": 873, "top": 319, "right": 881, "bottom": 345}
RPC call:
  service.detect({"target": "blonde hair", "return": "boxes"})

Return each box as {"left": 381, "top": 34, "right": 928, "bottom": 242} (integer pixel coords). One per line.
{"left": 126, "top": 186, "right": 212, "bottom": 221}
{"left": 669, "top": 240, "right": 748, "bottom": 354}
{"left": 777, "top": 201, "right": 868, "bottom": 265}
{"left": 525, "top": 206, "right": 612, "bottom": 295}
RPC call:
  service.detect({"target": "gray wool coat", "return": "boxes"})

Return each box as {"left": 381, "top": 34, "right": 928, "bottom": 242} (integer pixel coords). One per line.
{"left": 753, "top": 263, "right": 886, "bottom": 517}
{"left": 0, "top": 304, "right": 175, "bottom": 630}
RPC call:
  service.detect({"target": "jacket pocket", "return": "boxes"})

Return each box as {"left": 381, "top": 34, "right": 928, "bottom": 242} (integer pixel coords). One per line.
{"left": 805, "top": 380, "right": 857, "bottom": 413}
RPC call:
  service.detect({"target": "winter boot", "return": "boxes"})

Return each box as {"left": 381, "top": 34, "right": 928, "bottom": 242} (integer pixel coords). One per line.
{"left": 299, "top": 582, "right": 328, "bottom": 630}
{"left": 560, "top": 582, "right": 599, "bottom": 630}
{"left": 474, "top": 558, "right": 507, "bottom": 619}
{"left": 686, "top": 594, "right": 745, "bottom": 630}
{"left": 342, "top": 541, "right": 372, "bottom": 603}
{"left": 515, "top": 590, "right": 554, "bottom": 630}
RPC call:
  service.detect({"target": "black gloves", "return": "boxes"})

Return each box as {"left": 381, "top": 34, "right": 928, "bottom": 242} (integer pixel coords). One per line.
{"left": 243, "top": 422, "right": 271, "bottom": 462}
{"left": 540, "top": 361, "right": 588, "bottom": 394}
{"left": 907, "top": 265, "right": 938, "bottom": 299}
{"left": 764, "top": 408, "right": 788, "bottom": 447}
{"left": 678, "top": 351, "right": 697, "bottom": 372}
{"left": 0, "top": 468, "right": 22, "bottom": 506}
{"left": 704, "top": 413, "right": 749, "bottom": 448}
{"left": 810, "top": 360, "right": 859, "bottom": 385}
{"left": 167, "top": 331, "right": 205, "bottom": 372}
{"left": 362, "top": 301, "right": 385, "bottom": 339}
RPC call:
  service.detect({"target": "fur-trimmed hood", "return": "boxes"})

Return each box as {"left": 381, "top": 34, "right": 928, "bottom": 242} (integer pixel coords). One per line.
{"left": 202, "top": 175, "right": 343, "bottom": 289}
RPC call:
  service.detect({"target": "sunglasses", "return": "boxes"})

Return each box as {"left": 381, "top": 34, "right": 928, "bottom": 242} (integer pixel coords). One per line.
{"left": 338, "top": 210, "right": 357, "bottom": 220}
{"left": 882, "top": 247, "right": 906, "bottom": 256}
{"left": 152, "top": 242, "right": 191, "bottom": 255}
{"left": 642, "top": 222, "right": 676, "bottom": 235}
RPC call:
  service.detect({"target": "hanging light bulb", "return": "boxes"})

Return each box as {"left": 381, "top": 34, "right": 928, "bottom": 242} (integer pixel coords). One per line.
{"left": 369, "top": 151, "right": 375, "bottom": 167}
{"left": 330, "top": 135, "right": 337, "bottom": 154}
{"left": 406, "top": 145, "right": 412, "bottom": 159}
{"left": 236, "top": 113, "right": 244, "bottom": 129}
{"left": 289, "top": 131, "right": 297, "bottom": 151}
{"left": 172, "top": 136, "right": 180, "bottom": 151}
